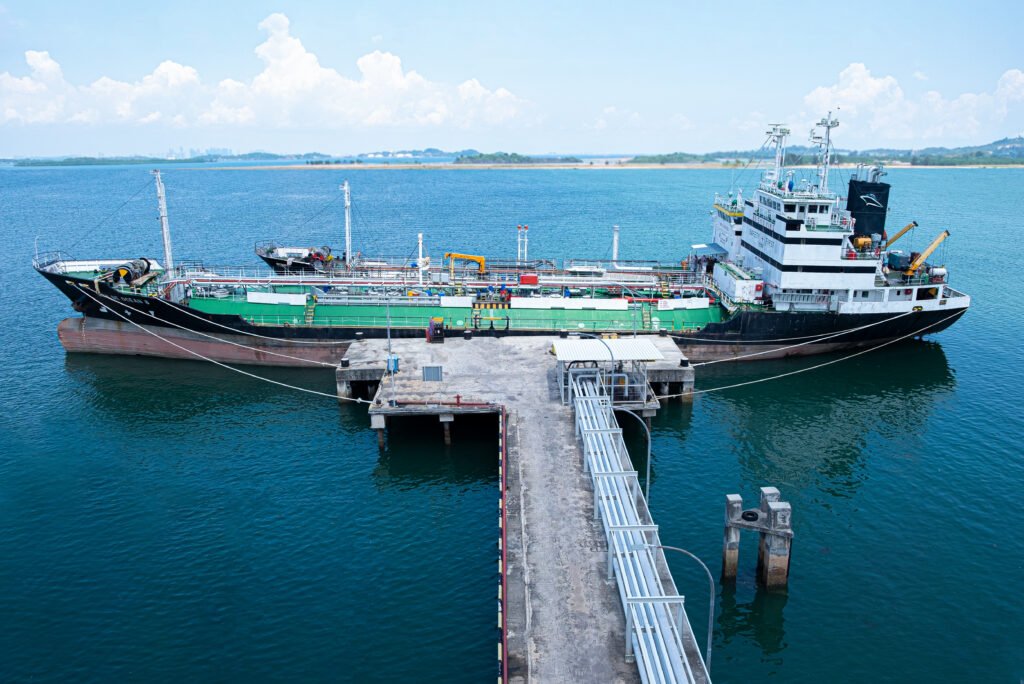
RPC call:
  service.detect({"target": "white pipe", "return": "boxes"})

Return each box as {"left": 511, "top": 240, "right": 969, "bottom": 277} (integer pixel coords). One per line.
{"left": 417, "top": 232, "right": 424, "bottom": 286}
{"left": 343, "top": 180, "right": 352, "bottom": 268}
{"left": 152, "top": 170, "right": 174, "bottom": 271}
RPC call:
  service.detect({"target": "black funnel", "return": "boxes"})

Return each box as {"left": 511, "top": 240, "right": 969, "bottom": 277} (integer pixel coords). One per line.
{"left": 846, "top": 178, "right": 890, "bottom": 237}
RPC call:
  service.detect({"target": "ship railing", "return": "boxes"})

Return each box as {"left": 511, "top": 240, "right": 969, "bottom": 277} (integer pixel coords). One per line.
{"left": 841, "top": 249, "right": 880, "bottom": 260}
{"left": 769, "top": 292, "right": 831, "bottom": 310}
{"left": 569, "top": 374, "right": 706, "bottom": 683}
{"left": 804, "top": 219, "right": 852, "bottom": 233}
{"left": 942, "top": 286, "right": 969, "bottom": 299}
{"left": 32, "top": 250, "right": 75, "bottom": 272}
{"left": 226, "top": 311, "right": 669, "bottom": 333}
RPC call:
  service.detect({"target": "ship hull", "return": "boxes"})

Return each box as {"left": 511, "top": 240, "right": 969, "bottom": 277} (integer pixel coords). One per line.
{"left": 673, "top": 307, "right": 968, "bottom": 362}
{"left": 58, "top": 317, "right": 348, "bottom": 367}
{"left": 40, "top": 269, "right": 968, "bottom": 366}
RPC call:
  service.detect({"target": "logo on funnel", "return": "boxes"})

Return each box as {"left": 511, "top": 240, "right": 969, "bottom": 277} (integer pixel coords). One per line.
{"left": 860, "top": 193, "right": 884, "bottom": 208}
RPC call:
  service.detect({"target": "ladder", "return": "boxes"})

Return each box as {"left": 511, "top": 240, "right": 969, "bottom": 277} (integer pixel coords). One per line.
{"left": 304, "top": 301, "right": 316, "bottom": 325}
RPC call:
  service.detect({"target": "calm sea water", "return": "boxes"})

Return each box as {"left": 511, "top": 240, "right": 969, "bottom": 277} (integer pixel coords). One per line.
{"left": 1, "top": 164, "right": 1021, "bottom": 683}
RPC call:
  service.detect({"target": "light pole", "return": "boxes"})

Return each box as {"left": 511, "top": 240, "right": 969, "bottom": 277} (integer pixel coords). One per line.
{"left": 635, "top": 543, "right": 715, "bottom": 673}
{"left": 570, "top": 331, "right": 651, "bottom": 503}
{"left": 570, "top": 330, "right": 615, "bottom": 398}
{"left": 614, "top": 407, "right": 652, "bottom": 505}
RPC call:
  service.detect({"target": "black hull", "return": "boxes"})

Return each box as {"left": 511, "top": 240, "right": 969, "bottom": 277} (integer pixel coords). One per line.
{"left": 257, "top": 254, "right": 320, "bottom": 275}
{"left": 39, "top": 269, "right": 967, "bottom": 361}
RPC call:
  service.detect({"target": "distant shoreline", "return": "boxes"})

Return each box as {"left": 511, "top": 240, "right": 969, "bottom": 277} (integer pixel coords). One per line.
{"left": 201, "top": 161, "right": 1024, "bottom": 171}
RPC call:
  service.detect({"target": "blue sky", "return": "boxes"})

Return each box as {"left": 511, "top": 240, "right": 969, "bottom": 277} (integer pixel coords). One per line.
{"left": 1, "top": 0, "right": 1022, "bottom": 156}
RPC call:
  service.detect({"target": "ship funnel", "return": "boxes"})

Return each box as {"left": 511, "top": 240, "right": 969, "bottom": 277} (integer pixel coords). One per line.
{"left": 846, "top": 169, "right": 890, "bottom": 237}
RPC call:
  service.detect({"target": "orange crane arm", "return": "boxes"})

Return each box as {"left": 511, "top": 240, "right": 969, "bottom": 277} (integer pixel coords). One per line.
{"left": 905, "top": 230, "right": 950, "bottom": 275}
{"left": 886, "top": 221, "right": 918, "bottom": 248}
{"left": 444, "top": 252, "right": 486, "bottom": 273}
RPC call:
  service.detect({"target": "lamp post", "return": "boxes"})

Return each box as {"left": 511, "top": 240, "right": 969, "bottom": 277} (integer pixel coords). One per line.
{"left": 570, "top": 330, "right": 615, "bottom": 398}
{"left": 615, "top": 407, "right": 652, "bottom": 505}
{"left": 570, "top": 331, "right": 651, "bottom": 503}
{"left": 637, "top": 543, "right": 715, "bottom": 672}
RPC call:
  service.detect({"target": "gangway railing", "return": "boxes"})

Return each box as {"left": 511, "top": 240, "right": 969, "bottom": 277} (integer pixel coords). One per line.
{"left": 570, "top": 372, "right": 710, "bottom": 684}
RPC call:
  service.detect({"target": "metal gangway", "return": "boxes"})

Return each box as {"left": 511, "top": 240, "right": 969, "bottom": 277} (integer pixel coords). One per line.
{"left": 570, "top": 373, "right": 710, "bottom": 684}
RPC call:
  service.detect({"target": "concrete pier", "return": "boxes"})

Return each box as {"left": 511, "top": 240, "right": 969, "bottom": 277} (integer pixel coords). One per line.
{"left": 337, "top": 336, "right": 706, "bottom": 682}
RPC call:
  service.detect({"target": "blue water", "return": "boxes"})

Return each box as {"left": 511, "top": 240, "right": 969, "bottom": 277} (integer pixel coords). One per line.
{"left": 1, "top": 165, "right": 1022, "bottom": 682}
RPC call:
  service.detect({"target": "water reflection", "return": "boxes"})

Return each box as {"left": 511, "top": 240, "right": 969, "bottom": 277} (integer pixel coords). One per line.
{"left": 717, "top": 582, "right": 788, "bottom": 659}
{"left": 699, "top": 342, "right": 955, "bottom": 495}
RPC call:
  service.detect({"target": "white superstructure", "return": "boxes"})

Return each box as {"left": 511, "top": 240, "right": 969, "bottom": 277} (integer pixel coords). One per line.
{"left": 706, "top": 116, "right": 971, "bottom": 317}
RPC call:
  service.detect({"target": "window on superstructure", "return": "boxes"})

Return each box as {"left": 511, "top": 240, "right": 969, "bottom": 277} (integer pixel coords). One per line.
{"left": 784, "top": 203, "right": 795, "bottom": 212}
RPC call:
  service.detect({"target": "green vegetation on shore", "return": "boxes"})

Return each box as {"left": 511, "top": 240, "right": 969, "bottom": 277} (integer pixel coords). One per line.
{"left": 627, "top": 136, "right": 1024, "bottom": 166}
{"left": 454, "top": 152, "right": 582, "bottom": 165}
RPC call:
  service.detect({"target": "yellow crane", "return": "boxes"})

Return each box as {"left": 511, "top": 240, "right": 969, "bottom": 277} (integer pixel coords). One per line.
{"left": 905, "top": 230, "right": 950, "bottom": 276}
{"left": 444, "top": 252, "right": 486, "bottom": 277}
{"left": 885, "top": 220, "right": 918, "bottom": 248}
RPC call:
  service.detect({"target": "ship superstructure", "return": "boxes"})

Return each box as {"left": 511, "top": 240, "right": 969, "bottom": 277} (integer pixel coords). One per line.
{"left": 688, "top": 115, "right": 970, "bottom": 357}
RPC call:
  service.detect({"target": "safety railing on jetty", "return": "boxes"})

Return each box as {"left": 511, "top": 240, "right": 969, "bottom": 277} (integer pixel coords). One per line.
{"left": 570, "top": 373, "right": 708, "bottom": 684}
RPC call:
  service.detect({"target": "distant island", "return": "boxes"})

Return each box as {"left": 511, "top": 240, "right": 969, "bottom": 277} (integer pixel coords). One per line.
{"left": 627, "top": 136, "right": 1024, "bottom": 166}
{"left": 454, "top": 152, "right": 583, "bottom": 165}
{"left": 4, "top": 137, "right": 1022, "bottom": 168}
{"left": 10, "top": 151, "right": 336, "bottom": 167}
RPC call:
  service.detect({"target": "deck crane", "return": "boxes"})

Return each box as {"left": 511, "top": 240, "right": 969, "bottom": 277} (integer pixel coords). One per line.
{"left": 904, "top": 230, "right": 950, "bottom": 276}
{"left": 444, "top": 252, "right": 486, "bottom": 280}
{"left": 885, "top": 220, "right": 918, "bottom": 248}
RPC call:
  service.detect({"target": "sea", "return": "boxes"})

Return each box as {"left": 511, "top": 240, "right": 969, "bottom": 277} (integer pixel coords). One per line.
{"left": 0, "top": 163, "right": 1021, "bottom": 683}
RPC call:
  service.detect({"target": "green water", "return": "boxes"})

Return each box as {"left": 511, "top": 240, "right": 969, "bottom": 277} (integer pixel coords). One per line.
{"left": 1, "top": 165, "right": 1021, "bottom": 682}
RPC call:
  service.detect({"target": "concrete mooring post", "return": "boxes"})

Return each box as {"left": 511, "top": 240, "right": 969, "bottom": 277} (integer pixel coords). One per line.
{"left": 370, "top": 414, "right": 386, "bottom": 450}
{"left": 440, "top": 413, "right": 454, "bottom": 446}
{"left": 721, "top": 486, "right": 793, "bottom": 589}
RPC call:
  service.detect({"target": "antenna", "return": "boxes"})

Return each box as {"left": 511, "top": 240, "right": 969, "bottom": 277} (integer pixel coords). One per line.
{"left": 342, "top": 180, "right": 352, "bottom": 268}
{"left": 765, "top": 124, "right": 790, "bottom": 184}
{"left": 612, "top": 225, "right": 620, "bottom": 262}
{"left": 812, "top": 112, "right": 839, "bottom": 193}
{"left": 152, "top": 170, "right": 174, "bottom": 272}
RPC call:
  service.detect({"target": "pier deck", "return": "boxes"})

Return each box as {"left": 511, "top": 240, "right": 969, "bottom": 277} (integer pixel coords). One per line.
{"left": 336, "top": 336, "right": 704, "bottom": 682}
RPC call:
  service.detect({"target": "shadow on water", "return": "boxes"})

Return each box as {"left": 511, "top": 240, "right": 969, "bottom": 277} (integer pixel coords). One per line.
{"left": 62, "top": 353, "right": 358, "bottom": 416}
{"left": 694, "top": 341, "right": 955, "bottom": 496}
{"left": 374, "top": 413, "right": 499, "bottom": 488}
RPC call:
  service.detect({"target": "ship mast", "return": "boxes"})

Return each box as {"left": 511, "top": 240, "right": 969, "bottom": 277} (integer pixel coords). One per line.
{"left": 152, "top": 170, "right": 174, "bottom": 272}
{"left": 765, "top": 124, "right": 790, "bottom": 186}
{"left": 812, "top": 112, "right": 839, "bottom": 193}
{"left": 342, "top": 180, "right": 352, "bottom": 268}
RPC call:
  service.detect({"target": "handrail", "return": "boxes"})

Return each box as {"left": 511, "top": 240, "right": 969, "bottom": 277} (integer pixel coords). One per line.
{"left": 570, "top": 373, "right": 709, "bottom": 683}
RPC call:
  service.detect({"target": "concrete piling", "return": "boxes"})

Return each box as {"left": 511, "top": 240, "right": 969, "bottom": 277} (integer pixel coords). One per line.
{"left": 721, "top": 486, "right": 793, "bottom": 590}
{"left": 440, "top": 414, "right": 454, "bottom": 445}
{"left": 722, "top": 494, "right": 743, "bottom": 580}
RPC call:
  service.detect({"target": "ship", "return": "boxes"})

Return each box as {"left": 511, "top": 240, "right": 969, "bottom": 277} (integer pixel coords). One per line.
{"left": 34, "top": 114, "right": 969, "bottom": 365}
{"left": 671, "top": 114, "right": 970, "bottom": 359}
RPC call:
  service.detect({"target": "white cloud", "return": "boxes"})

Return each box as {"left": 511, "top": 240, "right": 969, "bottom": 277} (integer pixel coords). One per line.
{"left": 913, "top": 70, "right": 928, "bottom": 81}
{"left": 587, "top": 105, "right": 641, "bottom": 131}
{"left": 0, "top": 12, "right": 526, "bottom": 130}
{"left": 803, "top": 63, "right": 1024, "bottom": 145}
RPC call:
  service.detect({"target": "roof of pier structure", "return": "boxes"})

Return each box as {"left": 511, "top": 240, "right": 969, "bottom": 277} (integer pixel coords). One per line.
{"left": 552, "top": 338, "right": 665, "bottom": 363}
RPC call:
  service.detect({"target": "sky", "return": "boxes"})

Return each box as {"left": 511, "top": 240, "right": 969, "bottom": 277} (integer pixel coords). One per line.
{"left": 1, "top": 0, "right": 1022, "bottom": 156}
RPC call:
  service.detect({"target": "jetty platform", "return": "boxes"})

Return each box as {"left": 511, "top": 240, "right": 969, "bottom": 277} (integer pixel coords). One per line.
{"left": 337, "top": 335, "right": 708, "bottom": 683}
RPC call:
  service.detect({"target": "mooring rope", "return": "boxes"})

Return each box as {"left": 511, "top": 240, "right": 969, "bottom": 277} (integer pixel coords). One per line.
{"left": 691, "top": 309, "right": 916, "bottom": 366}
{"left": 656, "top": 310, "right": 964, "bottom": 399}
{"left": 76, "top": 288, "right": 371, "bottom": 403}
{"left": 162, "top": 286, "right": 352, "bottom": 345}
{"left": 90, "top": 290, "right": 349, "bottom": 369}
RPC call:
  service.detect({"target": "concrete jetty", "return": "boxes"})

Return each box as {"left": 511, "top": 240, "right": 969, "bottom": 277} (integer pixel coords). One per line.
{"left": 337, "top": 335, "right": 705, "bottom": 682}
